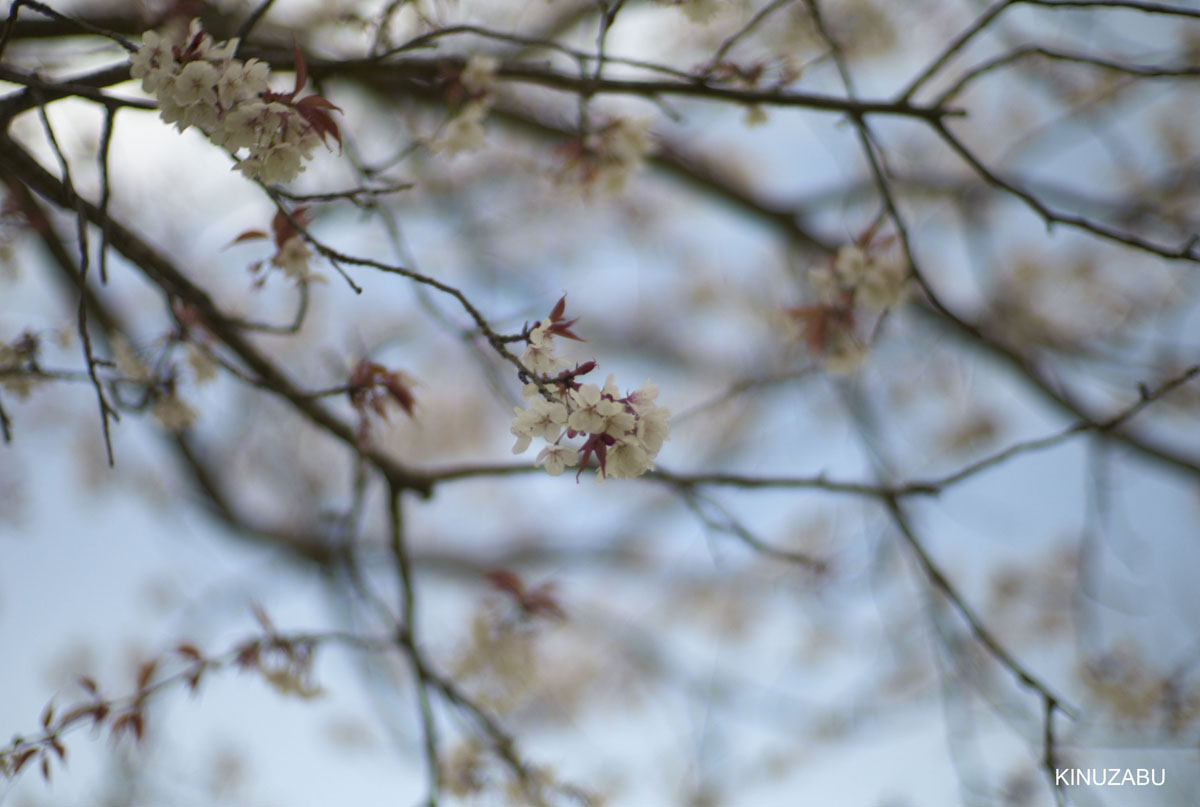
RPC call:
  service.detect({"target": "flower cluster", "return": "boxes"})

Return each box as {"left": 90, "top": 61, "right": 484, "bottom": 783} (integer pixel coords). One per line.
{"left": 787, "top": 241, "right": 910, "bottom": 373}
{"left": 563, "top": 117, "right": 654, "bottom": 192}
{"left": 510, "top": 297, "right": 669, "bottom": 480}
{"left": 111, "top": 335, "right": 198, "bottom": 432}
{"left": 0, "top": 331, "right": 42, "bottom": 400}
{"left": 434, "top": 55, "right": 500, "bottom": 155}
{"left": 230, "top": 207, "right": 324, "bottom": 285}
{"left": 809, "top": 243, "right": 910, "bottom": 310}
{"left": 345, "top": 357, "right": 417, "bottom": 449}
{"left": 653, "top": 0, "right": 722, "bottom": 24}
{"left": 130, "top": 20, "right": 341, "bottom": 184}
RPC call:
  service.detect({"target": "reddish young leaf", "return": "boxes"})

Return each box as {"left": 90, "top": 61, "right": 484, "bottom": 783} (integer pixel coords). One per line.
{"left": 135, "top": 660, "right": 157, "bottom": 691}
{"left": 251, "top": 602, "right": 275, "bottom": 633}
{"left": 545, "top": 318, "right": 583, "bottom": 341}
{"left": 485, "top": 569, "right": 525, "bottom": 598}
{"left": 176, "top": 643, "right": 202, "bottom": 661}
{"left": 381, "top": 373, "right": 416, "bottom": 417}
{"left": 270, "top": 207, "right": 310, "bottom": 249}
{"left": 576, "top": 434, "right": 609, "bottom": 481}
{"left": 227, "top": 229, "right": 268, "bottom": 247}
{"left": 295, "top": 96, "right": 343, "bottom": 149}
{"left": 40, "top": 702, "right": 54, "bottom": 729}
{"left": 40, "top": 755, "right": 49, "bottom": 782}
{"left": 110, "top": 714, "right": 131, "bottom": 742}
{"left": 549, "top": 294, "right": 567, "bottom": 321}
{"left": 89, "top": 703, "right": 110, "bottom": 727}
{"left": 291, "top": 39, "right": 307, "bottom": 99}
{"left": 12, "top": 749, "right": 36, "bottom": 774}
{"left": 523, "top": 582, "right": 567, "bottom": 620}
{"left": 234, "top": 640, "right": 261, "bottom": 670}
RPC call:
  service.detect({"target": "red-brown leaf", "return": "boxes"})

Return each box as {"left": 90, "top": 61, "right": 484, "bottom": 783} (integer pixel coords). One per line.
{"left": 545, "top": 319, "right": 584, "bottom": 342}
{"left": 295, "top": 98, "right": 342, "bottom": 149}
{"left": 549, "top": 294, "right": 567, "bottom": 321}
{"left": 136, "top": 660, "right": 157, "bottom": 691}
{"left": 78, "top": 676, "right": 98, "bottom": 696}
{"left": 227, "top": 229, "right": 268, "bottom": 246}
{"left": 485, "top": 569, "right": 525, "bottom": 597}
{"left": 522, "top": 581, "right": 566, "bottom": 621}
{"left": 12, "top": 749, "right": 37, "bottom": 773}
{"left": 270, "top": 208, "right": 309, "bottom": 249}
{"left": 251, "top": 602, "right": 275, "bottom": 633}
{"left": 90, "top": 703, "right": 110, "bottom": 727}
{"left": 381, "top": 374, "right": 415, "bottom": 417}
{"left": 291, "top": 39, "right": 307, "bottom": 99}
{"left": 234, "top": 640, "right": 261, "bottom": 670}
{"left": 176, "top": 643, "right": 202, "bottom": 661}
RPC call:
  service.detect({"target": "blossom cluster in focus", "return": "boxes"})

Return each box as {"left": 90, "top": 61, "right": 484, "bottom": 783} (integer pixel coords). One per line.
{"left": 510, "top": 297, "right": 669, "bottom": 480}
{"left": 130, "top": 20, "right": 341, "bottom": 184}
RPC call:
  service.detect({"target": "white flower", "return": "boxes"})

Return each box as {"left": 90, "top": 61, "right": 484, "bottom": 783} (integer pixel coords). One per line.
{"left": 460, "top": 54, "right": 499, "bottom": 96}
{"left": 260, "top": 144, "right": 306, "bottom": 183}
{"left": 153, "top": 393, "right": 196, "bottom": 432}
{"left": 172, "top": 61, "right": 220, "bottom": 107}
{"left": 520, "top": 320, "right": 567, "bottom": 376}
{"left": 605, "top": 118, "right": 652, "bottom": 167}
{"left": 187, "top": 345, "right": 218, "bottom": 385}
{"left": 130, "top": 31, "right": 175, "bottom": 87}
{"left": 681, "top": 0, "right": 721, "bottom": 24}
{"left": 535, "top": 443, "right": 578, "bottom": 476}
{"left": 216, "top": 61, "right": 247, "bottom": 108}
{"left": 273, "top": 236, "right": 312, "bottom": 281}
{"left": 112, "top": 336, "right": 150, "bottom": 382}
{"left": 185, "top": 100, "right": 219, "bottom": 132}
{"left": 606, "top": 438, "right": 651, "bottom": 479}
{"left": 627, "top": 379, "right": 658, "bottom": 413}
{"left": 214, "top": 101, "right": 267, "bottom": 149}
{"left": 206, "top": 36, "right": 240, "bottom": 63}
{"left": 157, "top": 96, "right": 190, "bottom": 131}
{"left": 833, "top": 244, "right": 868, "bottom": 286}
{"left": 602, "top": 407, "right": 636, "bottom": 439}
{"left": 511, "top": 398, "right": 567, "bottom": 454}
{"left": 808, "top": 264, "right": 840, "bottom": 303}
{"left": 601, "top": 373, "right": 622, "bottom": 400}
{"left": 744, "top": 105, "right": 768, "bottom": 127}
{"left": 583, "top": 118, "right": 653, "bottom": 192}
{"left": 635, "top": 404, "right": 670, "bottom": 455}
{"left": 823, "top": 332, "right": 868, "bottom": 374}
{"left": 434, "top": 101, "right": 488, "bottom": 155}
{"left": 567, "top": 384, "right": 611, "bottom": 434}
{"left": 858, "top": 255, "right": 910, "bottom": 309}
{"left": 240, "top": 60, "right": 271, "bottom": 96}
{"left": 140, "top": 64, "right": 176, "bottom": 94}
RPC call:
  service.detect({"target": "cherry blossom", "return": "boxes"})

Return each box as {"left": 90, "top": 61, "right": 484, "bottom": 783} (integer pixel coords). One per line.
{"left": 509, "top": 297, "right": 670, "bottom": 480}
{"left": 129, "top": 20, "right": 340, "bottom": 185}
